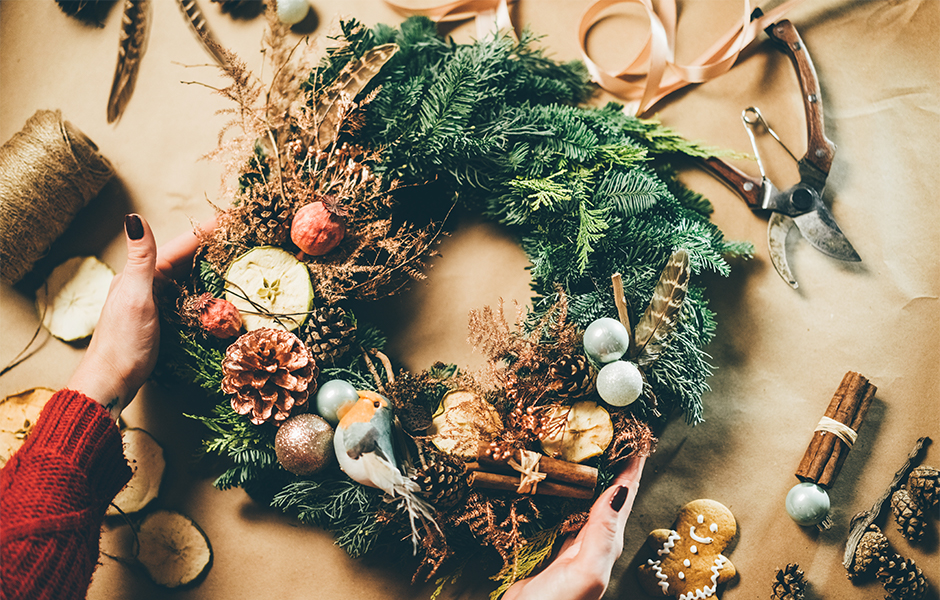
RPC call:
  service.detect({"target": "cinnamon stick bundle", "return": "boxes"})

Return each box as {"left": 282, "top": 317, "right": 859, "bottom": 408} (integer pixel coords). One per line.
{"left": 796, "top": 371, "right": 876, "bottom": 488}
{"left": 477, "top": 445, "right": 598, "bottom": 490}
{"left": 468, "top": 471, "right": 595, "bottom": 499}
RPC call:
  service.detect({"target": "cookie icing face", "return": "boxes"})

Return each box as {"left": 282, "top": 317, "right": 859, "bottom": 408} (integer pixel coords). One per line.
{"left": 638, "top": 499, "right": 737, "bottom": 600}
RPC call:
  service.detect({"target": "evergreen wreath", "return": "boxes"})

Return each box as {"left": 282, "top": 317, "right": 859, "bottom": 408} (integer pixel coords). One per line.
{"left": 157, "top": 11, "right": 752, "bottom": 598}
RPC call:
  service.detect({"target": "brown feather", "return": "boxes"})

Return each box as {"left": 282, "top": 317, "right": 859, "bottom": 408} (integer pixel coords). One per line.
{"left": 107, "top": 0, "right": 152, "bottom": 123}
{"left": 176, "top": 0, "right": 229, "bottom": 67}
{"left": 633, "top": 249, "right": 690, "bottom": 367}
{"left": 313, "top": 43, "right": 399, "bottom": 150}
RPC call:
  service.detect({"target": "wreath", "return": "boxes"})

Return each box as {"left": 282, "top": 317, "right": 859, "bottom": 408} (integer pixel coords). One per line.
{"left": 157, "top": 12, "right": 751, "bottom": 598}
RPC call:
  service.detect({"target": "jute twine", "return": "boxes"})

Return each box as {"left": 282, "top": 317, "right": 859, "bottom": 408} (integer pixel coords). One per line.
{"left": 0, "top": 110, "right": 113, "bottom": 284}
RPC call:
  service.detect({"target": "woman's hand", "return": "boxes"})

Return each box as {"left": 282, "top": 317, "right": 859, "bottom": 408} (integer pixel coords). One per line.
{"left": 503, "top": 455, "right": 647, "bottom": 600}
{"left": 67, "top": 215, "right": 160, "bottom": 419}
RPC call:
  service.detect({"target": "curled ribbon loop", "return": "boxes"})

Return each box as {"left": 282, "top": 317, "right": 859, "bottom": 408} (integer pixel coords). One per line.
{"left": 578, "top": 0, "right": 807, "bottom": 115}
{"left": 815, "top": 415, "right": 858, "bottom": 448}
{"left": 508, "top": 449, "right": 547, "bottom": 494}
{"left": 384, "top": 0, "right": 514, "bottom": 38}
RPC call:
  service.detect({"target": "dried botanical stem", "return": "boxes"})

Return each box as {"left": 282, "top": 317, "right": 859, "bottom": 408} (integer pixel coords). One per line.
{"left": 842, "top": 436, "right": 930, "bottom": 573}
{"left": 361, "top": 349, "right": 387, "bottom": 395}
{"left": 611, "top": 272, "right": 634, "bottom": 355}
{"left": 369, "top": 349, "right": 396, "bottom": 385}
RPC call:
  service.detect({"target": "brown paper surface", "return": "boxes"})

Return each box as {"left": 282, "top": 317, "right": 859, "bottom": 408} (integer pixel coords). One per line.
{"left": 1, "top": 1, "right": 937, "bottom": 599}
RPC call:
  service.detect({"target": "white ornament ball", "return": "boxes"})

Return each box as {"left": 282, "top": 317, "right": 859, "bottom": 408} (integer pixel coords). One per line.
{"left": 277, "top": 0, "right": 310, "bottom": 25}
{"left": 583, "top": 317, "right": 631, "bottom": 364}
{"left": 596, "top": 360, "right": 643, "bottom": 407}
{"left": 316, "top": 379, "right": 359, "bottom": 425}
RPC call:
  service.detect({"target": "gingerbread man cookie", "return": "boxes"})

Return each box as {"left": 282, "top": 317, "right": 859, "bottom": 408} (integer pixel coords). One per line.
{"left": 637, "top": 499, "right": 737, "bottom": 600}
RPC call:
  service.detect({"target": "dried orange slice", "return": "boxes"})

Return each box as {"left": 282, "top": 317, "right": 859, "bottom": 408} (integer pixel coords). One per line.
{"left": 540, "top": 401, "right": 613, "bottom": 463}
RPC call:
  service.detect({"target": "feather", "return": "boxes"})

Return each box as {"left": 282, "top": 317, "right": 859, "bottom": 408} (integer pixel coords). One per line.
{"left": 313, "top": 43, "right": 399, "bottom": 150}
{"left": 176, "top": 0, "right": 229, "bottom": 67}
{"left": 633, "top": 249, "right": 690, "bottom": 367}
{"left": 107, "top": 0, "right": 152, "bottom": 124}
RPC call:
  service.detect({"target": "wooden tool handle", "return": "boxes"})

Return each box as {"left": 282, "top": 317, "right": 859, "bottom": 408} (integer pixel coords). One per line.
{"left": 766, "top": 20, "right": 836, "bottom": 175}
{"left": 700, "top": 156, "right": 764, "bottom": 209}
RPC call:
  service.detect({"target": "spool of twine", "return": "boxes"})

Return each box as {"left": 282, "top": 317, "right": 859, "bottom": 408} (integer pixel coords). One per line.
{"left": 0, "top": 110, "right": 113, "bottom": 284}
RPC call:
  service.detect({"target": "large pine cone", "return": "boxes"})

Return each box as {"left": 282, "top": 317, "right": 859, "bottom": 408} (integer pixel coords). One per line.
{"left": 300, "top": 306, "right": 356, "bottom": 366}
{"left": 876, "top": 553, "right": 928, "bottom": 600}
{"left": 771, "top": 563, "right": 806, "bottom": 600}
{"left": 907, "top": 466, "right": 938, "bottom": 512}
{"left": 221, "top": 328, "right": 317, "bottom": 425}
{"left": 891, "top": 488, "right": 926, "bottom": 543}
{"left": 549, "top": 354, "right": 596, "bottom": 399}
{"left": 411, "top": 443, "right": 468, "bottom": 510}
{"left": 851, "top": 524, "right": 890, "bottom": 579}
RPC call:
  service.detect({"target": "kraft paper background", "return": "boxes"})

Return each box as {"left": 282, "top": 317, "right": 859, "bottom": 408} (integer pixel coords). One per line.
{"left": 1, "top": 1, "right": 937, "bottom": 598}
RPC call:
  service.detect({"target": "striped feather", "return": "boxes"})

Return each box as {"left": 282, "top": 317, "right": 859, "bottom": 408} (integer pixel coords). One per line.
{"left": 634, "top": 249, "right": 690, "bottom": 366}
{"left": 107, "top": 0, "right": 152, "bottom": 123}
{"left": 176, "top": 0, "right": 229, "bottom": 67}
{"left": 313, "top": 43, "right": 399, "bottom": 150}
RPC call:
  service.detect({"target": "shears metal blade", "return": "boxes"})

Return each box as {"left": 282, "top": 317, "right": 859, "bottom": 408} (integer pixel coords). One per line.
{"left": 702, "top": 19, "right": 860, "bottom": 289}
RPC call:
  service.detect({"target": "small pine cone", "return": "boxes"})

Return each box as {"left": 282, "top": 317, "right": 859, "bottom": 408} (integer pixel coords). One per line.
{"left": 907, "top": 466, "right": 938, "bottom": 512}
{"left": 244, "top": 186, "right": 291, "bottom": 246}
{"left": 771, "top": 563, "right": 806, "bottom": 600}
{"left": 891, "top": 488, "right": 926, "bottom": 543}
{"left": 876, "top": 553, "right": 928, "bottom": 600}
{"left": 411, "top": 444, "right": 468, "bottom": 510}
{"left": 300, "top": 306, "right": 356, "bottom": 365}
{"left": 549, "top": 354, "right": 596, "bottom": 399}
{"left": 221, "top": 328, "right": 316, "bottom": 425}
{"left": 850, "top": 524, "right": 890, "bottom": 579}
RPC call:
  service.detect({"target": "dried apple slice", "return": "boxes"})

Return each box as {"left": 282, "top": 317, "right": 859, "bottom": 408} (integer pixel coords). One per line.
{"left": 429, "top": 390, "right": 502, "bottom": 459}
{"left": 36, "top": 256, "right": 114, "bottom": 341}
{"left": 0, "top": 387, "right": 55, "bottom": 466}
{"left": 107, "top": 428, "right": 165, "bottom": 516}
{"left": 540, "top": 401, "right": 613, "bottom": 464}
{"left": 224, "top": 246, "right": 313, "bottom": 332}
{"left": 136, "top": 510, "right": 212, "bottom": 588}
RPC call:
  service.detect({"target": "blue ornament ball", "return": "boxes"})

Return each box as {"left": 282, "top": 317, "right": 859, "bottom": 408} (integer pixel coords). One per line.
{"left": 316, "top": 379, "right": 359, "bottom": 426}
{"left": 785, "top": 482, "right": 831, "bottom": 526}
{"left": 583, "top": 317, "right": 631, "bottom": 364}
{"left": 596, "top": 360, "right": 644, "bottom": 407}
{"left": 276, "top": 0, "right": 310, "bottom": 25}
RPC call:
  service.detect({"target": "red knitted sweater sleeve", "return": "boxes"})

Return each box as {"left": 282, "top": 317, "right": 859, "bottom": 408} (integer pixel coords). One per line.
{"left": 0, "top": 389, "right": 132, "bottom": 600}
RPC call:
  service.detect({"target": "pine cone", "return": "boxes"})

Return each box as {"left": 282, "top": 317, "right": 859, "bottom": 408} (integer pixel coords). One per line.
{"left": 549, "top": 354, "right": 596, "bottom": 399}
{"left": 221, "top": 328, "right": 317, "bottom": 425}
{"left": 771, "top": 563, "right": 806, "bottom": 600}
{"left": 850, "top": 524, "right": 890, "bottom": 579}
{"left": 891, "top": 488, "right": 926, "bottom": 543}
{"left": 876, "top": 553, "right": 928, "bottom": 600}
{"left": 300, "top": 306, "right": 356, "bottom": 365}
{"left": 907, "top": 466, "right": 938, "bottom": 512}
{"left": 243, "top": 185, "right": 291, "bottom": 246}
{"left": 411, "top": 443, "right": 468, "bottom": 510}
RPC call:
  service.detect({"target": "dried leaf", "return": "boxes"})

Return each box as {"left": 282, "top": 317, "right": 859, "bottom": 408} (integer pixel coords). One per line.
{"left": 108, "top": 0, "right": 152, "bottom": 123}
{"left": 634, "top": 249, "right": 689, "bottom": 366}
{"left": 314, "top": 43, "right": 399, "bottom": 150}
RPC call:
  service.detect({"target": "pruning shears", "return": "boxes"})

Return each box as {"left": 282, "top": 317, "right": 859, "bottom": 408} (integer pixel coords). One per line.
{"left": 702, "top": 19, "right": 860, "bottom": 289}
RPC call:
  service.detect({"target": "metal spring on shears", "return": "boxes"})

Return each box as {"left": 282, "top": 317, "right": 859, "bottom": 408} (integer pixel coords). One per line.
{"left": 741, "top": 106, "right": 799, "bottom": 178}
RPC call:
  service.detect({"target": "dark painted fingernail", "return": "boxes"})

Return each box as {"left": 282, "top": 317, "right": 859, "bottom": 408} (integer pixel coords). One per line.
{"left": 125, "top": 214, "right": 143, "bottom": 240}
{"left": 610, "top": 485, "right": 629, "bottom": 512}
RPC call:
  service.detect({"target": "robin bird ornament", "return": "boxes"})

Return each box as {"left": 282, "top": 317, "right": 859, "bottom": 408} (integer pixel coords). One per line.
{"left": 334, "top": 390, "right": 437, "bottom": 548}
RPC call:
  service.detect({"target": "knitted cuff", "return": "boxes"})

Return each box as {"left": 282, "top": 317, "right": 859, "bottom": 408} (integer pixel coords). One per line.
{"left": 22, "top": 390, "right": 131, "bottom": 503}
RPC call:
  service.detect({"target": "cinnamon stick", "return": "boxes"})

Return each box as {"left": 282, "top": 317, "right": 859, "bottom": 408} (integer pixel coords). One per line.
{"left": 468, "top": 471, "right": 595, "bottom": 499}
{"left": 477, "top": 445, "right": 598, "bottom": 490}
{"left": 796, "top": 371, "right": 876, "bottom": 488}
